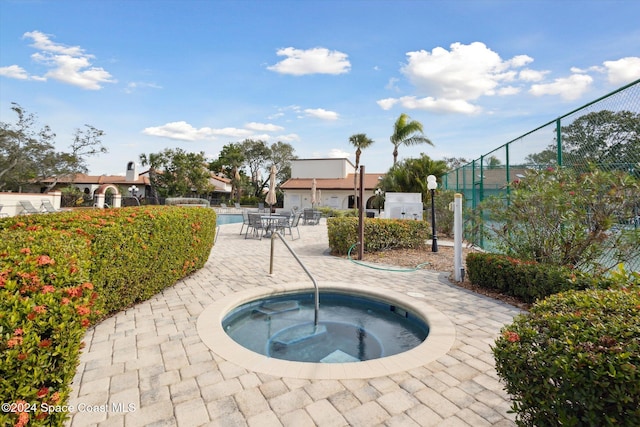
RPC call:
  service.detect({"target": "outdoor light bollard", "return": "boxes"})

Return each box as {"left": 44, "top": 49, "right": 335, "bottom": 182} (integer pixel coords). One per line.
{"left": 453, "top": 193, "right": 463, "bottom": 281}
{"left": 427, "top": 175, "right": 438, "bottom": 253}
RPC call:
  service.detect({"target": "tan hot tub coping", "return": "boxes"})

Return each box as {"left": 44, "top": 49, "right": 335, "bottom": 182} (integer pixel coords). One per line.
{"left": 197, "top": 281, "right": 456, "bottom": 380}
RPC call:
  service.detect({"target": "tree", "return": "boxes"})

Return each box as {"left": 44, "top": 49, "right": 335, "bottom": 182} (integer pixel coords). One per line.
{"left": 478, "top": 166, "right": 640, "bottom": 272}
{"left": 378, "top": 154, "right": 448, "bottom": 203}
{"left": 237, "top": 139, "right": 297, "bottom": 198}
{"left": 139, "top": 151, "right": 163, "bottom": 203}
{"left": 210, "top": 143, "right": 245, "bottom": 201}
{"left": 484, "top": 155, "right": 502, "bottom": 169}
{"left": 239, "top": 139, "right": 271, "bottom": 197}
{"left": 524, "top": 110, "right": 640, "bottom": 175}
{"left": 40, "top": 125, "right": 107, "bottom": 192}
{"left": 0, "top": 103, "right": 106, "bottom": 191}
{"left": 348, "top": 133, "right": 374, "bottom": 208}
{"left": 443, "top": 156, "right": 470, "bottom": 170}
{"left": 390, "top": 113, "right": 433, "bottom": 165}
{"left": 268, "top": 141, "right": 297, "bottom": 185}
{"left": 140, "top": 148, "right": 212, "bottom": 198}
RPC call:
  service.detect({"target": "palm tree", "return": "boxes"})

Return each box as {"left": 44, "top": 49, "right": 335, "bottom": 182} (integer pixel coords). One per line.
{"left": 378, "top": 154, "right": 448, "bottom": 205}
{"left": 349, "top": 133, "right": 374, "bottom": 209}
{"left": 390, "top": 113, "right": 433, "bottom": 165}
{"left": 139, "top": 152, "right": 162, "bottom": 204}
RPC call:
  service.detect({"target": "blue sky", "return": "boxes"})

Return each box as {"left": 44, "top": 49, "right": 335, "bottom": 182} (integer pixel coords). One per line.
{"left": 1, "top": 0, "right": 639, "bottom": 177}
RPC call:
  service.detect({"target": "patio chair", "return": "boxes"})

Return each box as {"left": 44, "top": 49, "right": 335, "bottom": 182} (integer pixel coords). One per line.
{"left": 234, "top": 202, "right": 242, "bottom": 209}
{"left": 258, "top": 202, "right": 265, "bottom": 213}
{"left": 41, "top": 199, "right": 61, "bottom": 213}
{"left": 19, "top": 200, "right": 42, "bottom": 215}
{"left": 239, "top": 209, "right": 250, "bottom": 235}
{"left": 283, "top": 212, "right": 302, "bottom": 240}
{"left": 245, "top": 213, "right": 265, "bottom": 239}
{"left": 303, "top": 209, "right": 320, "bottom": 225}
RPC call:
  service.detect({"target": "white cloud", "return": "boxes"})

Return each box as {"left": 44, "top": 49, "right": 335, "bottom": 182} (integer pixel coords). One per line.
{"left": 124, "top": 81, "right": 162, "bottom": 93}
{"left": 385, "top": 77, "right": 400, "bottom": 91}
{"left": 328, "top": 149, "right": 351, "bottom": 158}
{"left": 2, "top": 30, "right": 117, "bottom": 90}
{"left": 304, "top": 108, "right": 339, "bottom": 120}
{"left": 24, "top": 30, "right": 84, "bottom": 56}
{"left": 0, "top": 65, "right": 30, "bottom": 79}
{"left": 267, "top": 47, "right": 351, "bottom": 75}
{"left": 394, "top": 96, "right": 481, "bottom": 114}
{"left": 208, "top": 127, "right": 254, "bottom": 137}
{"left": 519, "top": 69, "right": 548, "bottom": 82}
{"left": 377, "top": 98, "right": 398, "bottom": 110}
{"left": 498, "top": 86, "right": 521, "bottom": 96}
{"left": 32, "top": 52, "right": 115, "bottom": 90}
{"left": 529, "top": 73, "right": 593, "bottom": 100}
{"left": 401, "top": 42, "right": 533, "bottom": 100}
{"left": 275, "top": 133, "right": 300, "bottom": 142}
{"left": 142, "top": 121, "right": 209, "bottom": 141}
{"left": 142, "top": 121, "right": 252, "bottom": 141}
{"left": 244, "top": 122, "right": 284, "bottom": 132}
{"left": 603, "top": 57, "right": 640, "bottom": 85}
{"left": 379, "top": 42, "right": 538, "bottom": 114}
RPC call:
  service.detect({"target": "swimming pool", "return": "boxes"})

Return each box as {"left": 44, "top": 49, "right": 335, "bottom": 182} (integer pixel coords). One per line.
{"left": 216, "top": 213, "right": 243, "bottom": 225}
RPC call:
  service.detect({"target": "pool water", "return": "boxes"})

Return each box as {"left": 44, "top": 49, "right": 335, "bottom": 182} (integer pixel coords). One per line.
{"left": 216, "top": 213, "right": 243, "bottom": 225}
{"left": 222, "top": 292, "right": 429, "bottom": 363}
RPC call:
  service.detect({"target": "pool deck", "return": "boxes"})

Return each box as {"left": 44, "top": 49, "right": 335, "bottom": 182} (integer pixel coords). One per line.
{"left": 67, "top": 220, "right": 522, "bottom": 426}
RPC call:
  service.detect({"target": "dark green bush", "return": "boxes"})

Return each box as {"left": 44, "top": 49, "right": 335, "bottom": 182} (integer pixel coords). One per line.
{"left": 493, "top": 287, "right": 640, "bottom": 426}
{"left": 466, "top": 252, "right": 600, "bottom": 303}
{"left": 327, "top": 217, "right": 429, "bottom": 255}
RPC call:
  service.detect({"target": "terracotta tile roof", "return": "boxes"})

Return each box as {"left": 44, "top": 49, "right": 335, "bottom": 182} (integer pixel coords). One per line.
{"left": 280, "top": 173, "right": 384, "bottom": 190}
{"left": 40, "top": 173, "right": 150, "bottom": 185}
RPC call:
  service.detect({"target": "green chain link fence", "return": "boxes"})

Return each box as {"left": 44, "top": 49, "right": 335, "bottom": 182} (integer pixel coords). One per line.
{"left": 444, "top": 79, "right": 640, "bottom": 271}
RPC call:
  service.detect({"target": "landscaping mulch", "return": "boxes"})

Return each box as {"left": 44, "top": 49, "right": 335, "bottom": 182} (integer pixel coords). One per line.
{"left": 345, "top": 244, "right": 531, "bottom": 311}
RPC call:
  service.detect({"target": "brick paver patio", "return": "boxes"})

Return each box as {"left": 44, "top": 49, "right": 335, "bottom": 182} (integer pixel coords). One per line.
{"left": 67, "top": 219, "right": 521, "bottom": 426}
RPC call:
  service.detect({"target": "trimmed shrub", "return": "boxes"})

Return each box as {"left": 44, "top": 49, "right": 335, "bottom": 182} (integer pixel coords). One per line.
{"left": 0, "top": 206, "right": 217, "bottom": 315}
{"left": 493, "top": 287, "right": 640, "bottom": 426}
{"left": 466, "top": 252, "right": 600, "bottom": 303}
{"left": 0, "top": 229, "right": 98, "bottom": 426}
{"left": 327, "top": 217, "right": 429, "bottom": 255}
{"left": 87, "top": 207, "right": 216, "bottom": 314}
{"left": 0, "top": 206, "right": 216, "bottom": 425}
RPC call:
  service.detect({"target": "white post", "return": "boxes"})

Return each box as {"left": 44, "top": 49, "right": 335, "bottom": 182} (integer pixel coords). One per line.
{"left": 95, "top": 193, "right": 105, "bottom": 208}
{"left": 454, "top": 193, "right": 464, "bottom": 282}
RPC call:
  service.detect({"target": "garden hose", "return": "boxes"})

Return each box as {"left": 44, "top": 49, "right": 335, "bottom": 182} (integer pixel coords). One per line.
{"left": 347, "top": 243, "right": 431, "bottom": 272}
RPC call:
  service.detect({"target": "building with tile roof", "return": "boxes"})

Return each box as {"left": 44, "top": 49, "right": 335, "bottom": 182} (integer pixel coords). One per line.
{"left": 280, "top": 158, "right": 385, "bottom": 211}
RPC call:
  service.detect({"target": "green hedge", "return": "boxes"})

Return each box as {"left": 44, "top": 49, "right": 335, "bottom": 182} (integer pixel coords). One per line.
{"left": 466, "top": 252, "right": 602, "bottom": 303}
{"left": 0, "top": 206, "right": 216, "bottom": 426}
{"left": 0, "top": 228, "right": 98, "bottom": 426}
{"left": 493, "top": 287, "right": 640, "bottom": 426}
{"left": 327, "top": 217, "right": 429, "bottom": 255}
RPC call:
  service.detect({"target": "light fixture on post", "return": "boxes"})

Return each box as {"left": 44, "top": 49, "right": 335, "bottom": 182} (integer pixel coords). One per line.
{"left": 374, "top": 188, "right": 384, "bottom": 215}
{"left": 427, "top": 175, "right": 438, "bottom": 252}
{"left": 128, "top": 185, "right": 138, "bottom": 198}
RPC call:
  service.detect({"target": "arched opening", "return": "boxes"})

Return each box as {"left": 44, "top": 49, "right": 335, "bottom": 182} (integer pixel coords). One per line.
{"left": 95, "top": 184, "right": 121, "bottom": 208}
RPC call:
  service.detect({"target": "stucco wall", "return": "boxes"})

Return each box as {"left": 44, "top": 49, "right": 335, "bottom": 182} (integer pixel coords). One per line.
{"left": 0, "top": 192, "right": 61, "bottom": 217}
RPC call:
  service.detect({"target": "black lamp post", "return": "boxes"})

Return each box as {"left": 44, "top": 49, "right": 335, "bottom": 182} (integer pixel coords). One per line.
{"left": 427, "top": 175, "right": 438, "bottom": 252}
{"left": 374, "top": 188, "right": 384, "bottom": 215}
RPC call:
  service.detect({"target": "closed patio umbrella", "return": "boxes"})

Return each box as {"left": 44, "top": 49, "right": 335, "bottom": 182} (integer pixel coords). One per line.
{"left": 265, "top": 165, "right": 277, "bottom": 214}
{"left": 311, "top": 178, "right": 317, "bottom": 208}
